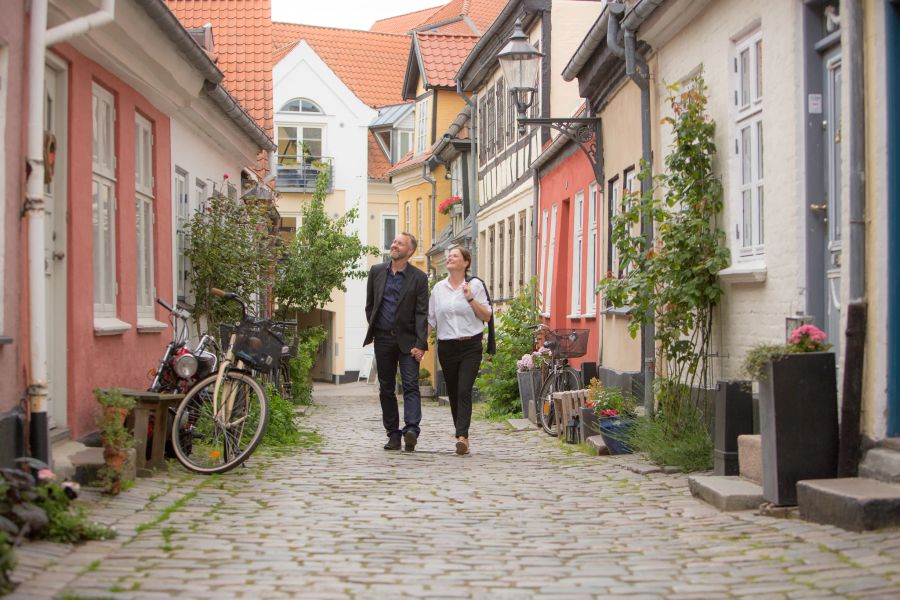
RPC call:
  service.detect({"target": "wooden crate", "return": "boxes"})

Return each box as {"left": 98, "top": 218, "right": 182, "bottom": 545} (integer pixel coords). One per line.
{"left": 554, "top": 390, "right": 588, "bottom": 440}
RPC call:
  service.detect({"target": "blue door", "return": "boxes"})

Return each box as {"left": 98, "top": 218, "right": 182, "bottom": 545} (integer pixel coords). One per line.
{"left": 888, "top": 1, "right": 900, "bottom": 437}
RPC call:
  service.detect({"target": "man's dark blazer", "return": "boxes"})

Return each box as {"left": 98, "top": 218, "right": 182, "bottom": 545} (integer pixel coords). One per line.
{"left": 364, "top": 261, "right": 429, "bottom": 353}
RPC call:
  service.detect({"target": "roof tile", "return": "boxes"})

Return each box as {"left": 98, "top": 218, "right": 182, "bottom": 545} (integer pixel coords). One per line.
{"left": 416, "top": 32, "right": 479, "bottom": 88}
{"left": 165, "top": 0, "right": 273, "bottom": 138}
{"left": 370, "top": 5, "right": 443, "bottom": 34}
{"left": 272, "top": 23, "right": 411, "bottom": 108}
{"left": 368, "top": 131, "right": 393, "bottom": 180}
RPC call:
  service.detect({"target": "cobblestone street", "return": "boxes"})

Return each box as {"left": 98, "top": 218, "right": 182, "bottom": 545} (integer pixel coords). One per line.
{"left": 9, "top": 383, "right": 900, "bottom": 599}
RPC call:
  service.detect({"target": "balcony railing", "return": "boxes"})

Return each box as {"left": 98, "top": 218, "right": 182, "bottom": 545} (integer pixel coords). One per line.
{"left": 276, "top": 156, "right": 334, "bottom": 193}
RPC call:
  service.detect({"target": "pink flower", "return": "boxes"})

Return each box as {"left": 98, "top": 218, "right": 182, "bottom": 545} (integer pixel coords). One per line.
{"left": 789, "top": 324, "right": 827, "bottom": 344}
{"left": 223, "top": 174, "right": 229, "bottom": 180}
{"left": 37, "top": 468, "right": 56, "bottom": 481}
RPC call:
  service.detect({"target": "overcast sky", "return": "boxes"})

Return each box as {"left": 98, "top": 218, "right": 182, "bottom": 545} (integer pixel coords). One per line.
{"left": 271, "top": 0, "right": 445, "bottom": 30}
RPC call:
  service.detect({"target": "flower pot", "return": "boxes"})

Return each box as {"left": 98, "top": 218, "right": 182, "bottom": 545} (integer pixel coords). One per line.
{"left": 517, "top": 370, "right": 543, "bottom": 423}
{"left": 758, "top": 352, "right": 838, "bottom": 505}
{"left": 579, "top": 407, "right": 600, "bottom": 442}
{"left": 419, "top": 385, "right": 435, "bottom": 399}
{"left": 599, "top": 416, "right": 634, "bottom": 455}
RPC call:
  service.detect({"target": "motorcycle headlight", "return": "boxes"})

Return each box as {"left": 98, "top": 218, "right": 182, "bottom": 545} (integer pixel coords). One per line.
{"left": 173, "top": 354, "right": 198, "bottom": 378}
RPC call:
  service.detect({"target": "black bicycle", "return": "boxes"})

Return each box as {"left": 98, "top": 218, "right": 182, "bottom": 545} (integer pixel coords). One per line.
{"left": 534, "top": 325, "right": 588, "bottom": 436}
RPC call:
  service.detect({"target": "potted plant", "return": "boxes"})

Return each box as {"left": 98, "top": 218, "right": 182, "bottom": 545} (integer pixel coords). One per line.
{"left": 418, "top": 368, "right": 434, "bottom": 398}
{"left": 592, "top": 382, "right": 637, "bottom": 455}
{"left": 516, "top": 348, "right": 550, "bottom": 423}
{"left": 743, "top": 324, "right": 838, "bottom": 506}
{"left": 437, "top": 195, "right": 462, "bottom": 215}
{"left": 94, "top": 389, "right": 136, "bottom": 495}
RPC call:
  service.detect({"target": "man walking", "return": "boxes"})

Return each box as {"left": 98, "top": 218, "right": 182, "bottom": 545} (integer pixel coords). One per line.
{"left": 364, "top": 232, "right": 429, "bottom": 451}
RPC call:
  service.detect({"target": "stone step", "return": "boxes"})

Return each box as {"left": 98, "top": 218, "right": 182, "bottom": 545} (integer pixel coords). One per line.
{"left": 859, "top": 442, "right": 900, "bottom": 484}
{"left": 738, "top": 434, "right": 762, "bottom": 485}
{"left": 797, "top": 477, "right": 900, "bottom": 531}
{"left": 687, "top": 475, "right": 764, "bottom": 511}
{"left": 586, "top": 435, "right": 610, "bottom": 455}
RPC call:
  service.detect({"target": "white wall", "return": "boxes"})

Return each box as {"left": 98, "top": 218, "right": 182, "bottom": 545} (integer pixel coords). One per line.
{"left": 275, "top": 42, "right": 378, "bottom": 377}
{"left": 653, "top": 0, "right": 804, "bottom": 380}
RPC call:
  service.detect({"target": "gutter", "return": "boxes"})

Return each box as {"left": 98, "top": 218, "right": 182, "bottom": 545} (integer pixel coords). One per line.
{"left": 27, "top": 0, "right": 118, "bottom": 464}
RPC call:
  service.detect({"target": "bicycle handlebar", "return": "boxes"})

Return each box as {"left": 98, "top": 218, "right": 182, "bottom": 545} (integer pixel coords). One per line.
{"left": 157, "top": 298, "right": 190, "bottom": 320}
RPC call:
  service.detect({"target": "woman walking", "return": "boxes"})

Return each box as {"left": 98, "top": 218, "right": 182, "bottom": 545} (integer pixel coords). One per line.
{"left": 428, "top": 247, "right": 492, "bottom": 455}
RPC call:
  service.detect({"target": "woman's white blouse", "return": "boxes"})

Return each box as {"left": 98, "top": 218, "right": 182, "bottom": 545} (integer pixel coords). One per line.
{"left": 428, "top": 278, "right": 492, "bottom": 340}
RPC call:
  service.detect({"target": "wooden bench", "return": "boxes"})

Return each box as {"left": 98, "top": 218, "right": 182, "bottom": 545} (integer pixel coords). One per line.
{"left": 116, "top": 389, "right": 184, "bottom": 477}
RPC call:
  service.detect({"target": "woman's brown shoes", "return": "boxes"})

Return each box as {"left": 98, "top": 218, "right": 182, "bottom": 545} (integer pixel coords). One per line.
{"left": 455, "top": 437, "right": 470, "bottom": 455}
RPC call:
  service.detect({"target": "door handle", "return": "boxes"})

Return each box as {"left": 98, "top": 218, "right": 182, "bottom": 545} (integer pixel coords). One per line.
{"left": 809, "top": 203, "right": 827, "bottom": 211}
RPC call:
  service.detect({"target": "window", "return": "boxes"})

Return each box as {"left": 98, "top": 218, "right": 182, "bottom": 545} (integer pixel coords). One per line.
{"left": 175, "top": 168, "right": 190, "bottom": 301}
{"left": 496, "top": 79, "right": 505, "bottom": 154}
{"left": 135, "top": 114, "right": 155, "bottom": 320}
{"left": 507, "top": 78, "right": 516, "bottom": 144}
{"left": 507, "top": 217, "right": 515, "bottom": 295}
{"left": 486, "top": 88, "right": 496, "bottom": 157}
{"left": 487, "top": 226, "right": 495, "bottom": 295}
{"left": 539, "top": 208, "right": 549, "bottom": 312}
{"left": 279, "top": 98, "right": 323, "bottom": 113}
{"left": 415, "top": 97, "right": 429, "bottom": 155}
{"left": 478, "top": 96, "right": 487, "bottom": 165}
{"left": 382, "top": 214, "right": 397, "bottom": 261}
{"left": 518, "top": 210, "right": 527, "bottom": 288}
{"left": 733, "top": 29, "right": 764, "bottom": 256}
{"left": 572, "top": 191, "right": 584, "bottom": 315}
{"left": 544, "top": 205, "right": 558, "bottom": 316}
{"left": 607, "top": 175, "right": 620, "bottom": 282}
{"left": 498, "top": 222, "right": 505, "bottom": 298}
{"left": 530, "top": 41, "right": 541, "bottom": 119}
{"left": 586, "top": 183, "right": 599, "bottom": 315}
{"left": 404, "top": 201, "right": 411, "bottom": 233}
{"left": 92, "top": 83, "right": 117, "bottom": 319}
{"left": 278, "top": 126, "right": 323, "bottom": 164}
{"left": 195, "top": 179, "right": 208, "bottom": 213}
{"left": 396, "top": 130, "right": 412, "bottom": 161}
{"left": 416, "top": 199, "right": 423, "bottom": 254}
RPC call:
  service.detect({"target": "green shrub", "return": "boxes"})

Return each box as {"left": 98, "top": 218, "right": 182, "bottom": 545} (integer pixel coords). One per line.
{"left": 0, "top": 531, "right": 14, "bottom": 596}
{"left": 263, "top": 387, "right": 303, "bottom": 447}
{"left": 36, "top": 483, "right": 115, "bottom": 543}
{"left": 475, "top": 278, "right": 541, "bottom": 417}
{"left": 288, "top": 326, "right": 328, "bottom": 405}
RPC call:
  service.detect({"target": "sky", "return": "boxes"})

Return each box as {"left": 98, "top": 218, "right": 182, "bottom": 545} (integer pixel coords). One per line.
{"left": 271, "top": 0, "right": 445, "bottom": 30}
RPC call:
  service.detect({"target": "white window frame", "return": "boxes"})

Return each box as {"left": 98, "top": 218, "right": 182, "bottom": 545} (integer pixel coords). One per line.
{"left": 415, "top": 96, "right": 429, "bottom": 155}
{"left": 175, "top": 167, "right": 190, "bottom": 302}
{"left": 498, "top": 220, "right": 505, "bottom": 298}
{"left": 622, "top": 168, "right": 638, "bottom": 276}
{"left": 396, "top": 129, "right": 413, "bottom": 161}
{"left": 92, "top": 83, "right": 118, "bottom": 321}
{"left": 381, "top": 214, "right": 398, "bottom": 259}
{"left": 539, "top": 208, "right": 549, "bottom": 315}
{"left": 195, "top": 178, "right": 208, "bottom": 213}
{"left": 570, "top": 191, "right": 584, "bottom": 316}
{"left": 545, "top": 205, "right": 558, "bottom": 317}
{"left": 404, "top": 201, "right": 411, "bottom": 233}
{"left": 586, "top": 183, "right": 599, "bottom": 316}
{"left": 732, "top": 29, "right": 764, "bottom": 258}
{"left": 135, "top": 114, "right": 156, "bottom": 323}
{"left": 607, "top": 176, "right": 621, "bottom": 281}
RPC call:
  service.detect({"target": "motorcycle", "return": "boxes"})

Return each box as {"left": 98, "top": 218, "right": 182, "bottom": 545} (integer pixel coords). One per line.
{"left": 147, "top": 298, "right": 218, "bottom": 457}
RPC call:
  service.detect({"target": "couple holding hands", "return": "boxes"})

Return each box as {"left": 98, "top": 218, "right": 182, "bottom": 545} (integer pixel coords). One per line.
{"left": 364, "top": 233, "right": 491, "bottom": 455}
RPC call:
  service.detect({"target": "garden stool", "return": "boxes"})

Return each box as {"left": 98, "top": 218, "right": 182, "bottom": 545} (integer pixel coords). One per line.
{"left": 118, "top": 389, "right": 184, "bottom": 476}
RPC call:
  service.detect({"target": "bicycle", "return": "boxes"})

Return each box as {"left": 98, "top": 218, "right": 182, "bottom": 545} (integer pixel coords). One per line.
{"left": 169, "top": 288, "right": 282, "bottom": 474}
{"left": 262, "top": 319, "right": 299, "bottom": 400}
{"left": 534, "top": 325, "right": 589, "bottom": 436}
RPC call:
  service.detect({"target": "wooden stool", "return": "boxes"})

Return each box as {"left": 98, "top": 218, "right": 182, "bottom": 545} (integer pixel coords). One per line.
{"left": 118, "top": 389, "right": 184, "bottom": 476}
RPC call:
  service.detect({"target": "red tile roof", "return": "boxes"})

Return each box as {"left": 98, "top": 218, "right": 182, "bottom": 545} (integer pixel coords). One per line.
{"left": 423, "top": 0, "right": 508, "bottom": 34}
{"left": 370, "top": 5, "right": 443, "bottom": 33}
{"left": 416, "top": 32, "right": 480, "bottom": 88}
{"left": 368, "top": 131, "right": 394, "bottom": 181}
{"left": 165, "top": 1, "right": 273, "bottom": 138}
{"left": 387, "top": 149, "right": 430, "bottom": 177}
{"left": 272, "top": 23, "right": 411, "bottom": 108}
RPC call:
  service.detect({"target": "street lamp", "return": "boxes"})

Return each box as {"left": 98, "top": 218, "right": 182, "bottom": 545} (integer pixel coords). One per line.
{"left": 497, "top": 18, "right": 602, "bottom": 185}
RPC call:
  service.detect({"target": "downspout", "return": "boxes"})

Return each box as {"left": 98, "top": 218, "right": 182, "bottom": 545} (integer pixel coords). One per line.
{"left": 838, "top": 0, "right": 867, "bottom": 476}
{"left": 456, "top": 80, "right": 478, "bottom": 276}
{"left": 609, "top": 3, "right": 655, "bottom": 416}
{"left": 26, "top": 0, "right": 116, "bottom": 464}
{"left": 423, "top": 163, "right": 437, "bottom": 276}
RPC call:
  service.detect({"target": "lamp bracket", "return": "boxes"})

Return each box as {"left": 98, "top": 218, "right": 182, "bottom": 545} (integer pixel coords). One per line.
{"left": 517, "top": 116, "right": 602, "bottom": 184}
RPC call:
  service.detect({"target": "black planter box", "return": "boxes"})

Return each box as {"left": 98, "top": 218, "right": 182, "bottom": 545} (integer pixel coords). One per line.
{"left": 759, "top": 352, "right": 839, "bottom": 505}
{"left": 579, "top": 407, "right": 600, "bottom": 443}
{"left": 714, "top": 380, "right": 754, "bottom": 476}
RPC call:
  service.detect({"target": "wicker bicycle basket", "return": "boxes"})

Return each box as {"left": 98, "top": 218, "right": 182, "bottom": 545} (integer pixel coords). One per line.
{"left": 219, "top": 320, "right": 283, "bottom": 373}
{"left": 548, "top": 328, "right": 590, "bottom": 359}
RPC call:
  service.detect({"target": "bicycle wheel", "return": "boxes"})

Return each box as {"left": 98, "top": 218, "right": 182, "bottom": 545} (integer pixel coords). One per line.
{"left": 170, "top": 370, "right": 269, "bottom": 474}
{"left": 278, "top": 362, "right": 293, "bottom": 401}
{"left": 538, "top": 367, "right": 581, "bottom": 436}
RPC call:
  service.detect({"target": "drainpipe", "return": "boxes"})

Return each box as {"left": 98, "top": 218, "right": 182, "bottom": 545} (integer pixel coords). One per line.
{"left": 456, "top": 80, "right": 478, "bottom": 275}
{"left": 26, "top": 0, "right": 116, "bottom": 464}
{"left": 608, "top": 3, "right": 655, "bottom": 416}
{"left": 838, "top": 0, "right": 867, "bottom": 477}
{"left": 423, "top": 163, "right": 437, "bottom": 276}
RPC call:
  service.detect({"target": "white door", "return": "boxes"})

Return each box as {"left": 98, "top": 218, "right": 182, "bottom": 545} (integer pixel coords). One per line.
{"left": 823, "top": 50, "right": 842, "bottom": 360}
{"left": 44, "top": 59, "right": 68, "bottom": 431}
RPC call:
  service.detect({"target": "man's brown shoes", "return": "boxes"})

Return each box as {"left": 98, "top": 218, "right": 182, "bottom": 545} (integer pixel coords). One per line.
{"left": 455, "top": 437, "right": 469, "bottom": 455}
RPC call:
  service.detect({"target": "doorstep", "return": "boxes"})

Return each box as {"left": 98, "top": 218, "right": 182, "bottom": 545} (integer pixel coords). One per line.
{"left": 688, "top": 475, "right": 765, "bottom": 511}
{"left": 797, "top": 477, "right": 900, "bottom": 532}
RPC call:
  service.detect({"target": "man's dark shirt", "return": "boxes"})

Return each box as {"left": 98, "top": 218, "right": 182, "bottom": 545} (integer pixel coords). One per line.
{"left": 375, "top": 264, "right": 406, "bottom": 332}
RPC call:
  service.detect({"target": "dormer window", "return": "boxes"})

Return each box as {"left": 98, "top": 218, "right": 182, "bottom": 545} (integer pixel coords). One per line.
{"left": 280, "top": 98, "right": 323, "bottom": 114}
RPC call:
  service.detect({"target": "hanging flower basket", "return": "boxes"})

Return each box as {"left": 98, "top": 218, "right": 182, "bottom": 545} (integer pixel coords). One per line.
{"left": 438, "top": 195, "right": 462, "bottom": 215}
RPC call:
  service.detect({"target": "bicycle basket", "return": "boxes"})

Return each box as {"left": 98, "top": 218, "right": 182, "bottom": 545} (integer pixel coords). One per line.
{"left": 549, "top": 328, "right": 590, "bottom": 359}
{"left": 219, "top": 320, "right": 284, "bottom": 373}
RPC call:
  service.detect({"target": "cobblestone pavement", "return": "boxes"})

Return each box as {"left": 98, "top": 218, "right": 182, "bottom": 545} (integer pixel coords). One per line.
{"left": 9, "top": 382, "right": 900, "bottom": 599}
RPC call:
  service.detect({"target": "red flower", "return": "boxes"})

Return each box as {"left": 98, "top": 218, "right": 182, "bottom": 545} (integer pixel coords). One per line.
{"left": 438, "top": 196, "right": 462, "bottom": 215}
